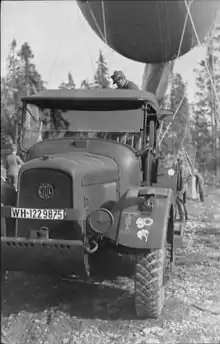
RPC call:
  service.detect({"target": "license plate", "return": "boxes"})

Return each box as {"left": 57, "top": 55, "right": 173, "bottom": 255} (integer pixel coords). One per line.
{"left": 11, "top": 207, "right": 64, "bottom": 220}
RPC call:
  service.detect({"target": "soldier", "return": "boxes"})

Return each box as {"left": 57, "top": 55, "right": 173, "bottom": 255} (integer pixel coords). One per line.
{"left": 111, "top": 70, "right": 139, "bottom": 90}
{"left": 5, "top": 144, "right": 23, "bottom": 191}
{"left": 194, "top": 169, "right": 205, "bottom": 202}
{"left": 176, "top": 154, "right": 191, "bottom": 221}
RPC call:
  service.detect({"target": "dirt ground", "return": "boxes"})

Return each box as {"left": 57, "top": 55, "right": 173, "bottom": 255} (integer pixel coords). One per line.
{"left": 1, "top": 187, "right": 220, "bottom": 344}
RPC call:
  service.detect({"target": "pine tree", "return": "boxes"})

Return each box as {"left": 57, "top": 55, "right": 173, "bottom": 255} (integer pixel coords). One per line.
{"left": 81, "top": 79, "right": 93, "bottom": 89}
{"left": 59, "top": 72, "right": 76, "bottom": 89}
{"left": 1, "top": 39, "right": 20, "bottom": 143}
{"left": 1, "top": 40, "right": 46, "bottom": 145}
{"left": 192, "top": 23, "right": 220, "bottom": 178}
{"left": 160, "top": 73, "right": 190, "bottom": 159}
{"left": 17, "top": 42, "right": 45, "bottom": 95}
{"left": 93, "top": 50, "right": 110, "bottom": 89}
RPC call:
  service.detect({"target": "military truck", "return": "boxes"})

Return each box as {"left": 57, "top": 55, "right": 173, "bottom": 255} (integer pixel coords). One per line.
{"left": 1, "top": 89, "right": 181, "bottom": 318}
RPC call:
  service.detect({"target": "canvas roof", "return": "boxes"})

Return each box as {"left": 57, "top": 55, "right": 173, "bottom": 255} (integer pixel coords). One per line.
{"left": 21, "top": 89, "right": 160, "bottom": 112}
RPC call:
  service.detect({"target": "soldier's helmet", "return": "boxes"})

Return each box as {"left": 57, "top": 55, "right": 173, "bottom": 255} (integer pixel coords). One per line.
{"left": 111, "top": 70, "right": 126, "bottom": 84}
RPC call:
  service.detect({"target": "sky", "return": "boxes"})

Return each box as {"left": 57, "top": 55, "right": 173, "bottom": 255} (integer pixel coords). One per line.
{"left": 1, "top": 1, "right": 219, "bottom": 102}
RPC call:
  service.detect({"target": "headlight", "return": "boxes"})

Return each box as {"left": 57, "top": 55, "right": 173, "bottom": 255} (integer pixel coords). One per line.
{"left": 88, "top": 208, "right": 114, "bottom": 234}
{"left": 168, "top": 168, "right": 175, "bottom": 176}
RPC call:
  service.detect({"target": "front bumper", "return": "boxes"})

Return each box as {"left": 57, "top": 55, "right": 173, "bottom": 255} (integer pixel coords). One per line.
{"left": 1, "top": 205, "right": 87, "bottom": 276}
{"left": 1, "top": 237, "right": 86, "bottom": 276}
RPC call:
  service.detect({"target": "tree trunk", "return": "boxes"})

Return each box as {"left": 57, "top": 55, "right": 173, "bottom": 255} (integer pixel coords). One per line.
{"left": 191, "top": 175, "right": 197, "bottom": 199}
{"left": 216, "top": 106, "right": 220, "bottom": 181}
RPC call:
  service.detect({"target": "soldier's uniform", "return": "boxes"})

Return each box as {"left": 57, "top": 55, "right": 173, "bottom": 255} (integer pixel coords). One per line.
{"left": 6, "top": 145, "right": 23, "bottom": 191}
{"left": 195, "top": 170, "right": 205, "bottom": 202}
{"left": 111, "top": 70, "right": 139, "bottom": 90}
{"left": 176, "top": 158, "right": 191, "bottom": 221}
{"left": 120, "top": 80, "right": 139, "bottom": 90}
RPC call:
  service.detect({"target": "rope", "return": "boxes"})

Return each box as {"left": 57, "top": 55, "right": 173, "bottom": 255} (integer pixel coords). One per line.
{"left": 177, "top": 0, "right": 194, "bottom": 57}
{"left": 87, "top": 1, "right": 115, "bottom": 59}
{"left": 87, "top": 2, "right": 107, "bottom": 43}
{"left": 183, "top": 149, "right": 194, "bottom": 175}
{"left": 179, "top": 113, "right": 190, "bottom": 147}
{"left": 159, "top": 94, "right": 185, "bottom": 146}
{"left": 77, "top": 5, "right": 96, "bottom": 75}
{"left": 179, "top": 98, "right": 192, "bottom": 149}
{"left": 47, "top": 11, "right": 73, "bottom": 84}
{"left": 1, "top": 176, "right": 6, "bottom": 182}
{"left": 159, "top": 1, "right": 191, "bottom": 146}
{"left": 170, "top": 0, "right": 219, "bottom": 172}
{"left": 158, "top": 120, "right": 164, "bottom": 141}
{"left": 184, "top": 0, "right": 220, "bottom": 107}
{"left": 101, "top": 0, "right": 108, "bottom": 45}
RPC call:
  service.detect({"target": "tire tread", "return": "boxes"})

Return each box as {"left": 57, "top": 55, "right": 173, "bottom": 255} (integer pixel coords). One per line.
{"left": 135, "top": 249, "right": 165, "bottom": 318}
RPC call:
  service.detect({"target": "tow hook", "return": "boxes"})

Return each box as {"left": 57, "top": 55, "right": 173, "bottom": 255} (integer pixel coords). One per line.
{"left": 85, "top": 240, "right": 99, "bottom": 254}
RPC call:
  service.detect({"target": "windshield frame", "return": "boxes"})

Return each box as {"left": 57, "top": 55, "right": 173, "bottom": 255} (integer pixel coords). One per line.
{"left": 19, "top": 100, "right": 159, "bottom": 154}
{"left": 19, "top": 102, "right": 44, "bottom": 152}
{"left": 19, "top": 101, "right": 147, "bottom": 150}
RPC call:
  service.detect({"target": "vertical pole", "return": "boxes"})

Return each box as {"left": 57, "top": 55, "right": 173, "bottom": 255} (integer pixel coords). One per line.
{"left": 25, "top": 56, "right": 31, "bottom": 131}
{"left": 191, "top": 175, "right": 197, "bottom": 200}
{"left": 12, "top": 41, "right": 18, "bottom": 147}
{"left": 185, "top": 150, "right": 197, "bottom": 199}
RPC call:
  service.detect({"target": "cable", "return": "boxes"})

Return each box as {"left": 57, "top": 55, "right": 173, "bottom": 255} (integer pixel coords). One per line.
{"left": 101, "top": 0, "right": 107, "bottom": 45}
{"left": 184, "top": 0, "right": 220, "bottom": 107}
{"left": 158, "top": 120, "right": 164, "bottom": 142}
{"left": 183, "top": 0, "right": 220, "bottom": 176}
{"left": 159, "top": 94, "right": 185, "bottom": 146}
{"left": 177, "top": 0, "right": 193, "bottom": 58}
{"left": 47, "top": 10, "right": 74, "bottom": 84}
{"left": 159, "top": 2, "right": 191, "bottom": 146}
{"left": 87, "top": 1, "right": 115, "bottom": 57}
{"left": 179, "top": 113, "right": 190, "bottom": 148}
{"left": 87, "top": 2, "right": 106, "bottom": 43}
{"left": 77, "top": 5, "right": 96, "bottom": 76}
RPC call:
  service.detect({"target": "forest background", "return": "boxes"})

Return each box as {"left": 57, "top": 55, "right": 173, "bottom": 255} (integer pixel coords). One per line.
{"left": 1, "top": 24, "right": 220, "bottom": 182}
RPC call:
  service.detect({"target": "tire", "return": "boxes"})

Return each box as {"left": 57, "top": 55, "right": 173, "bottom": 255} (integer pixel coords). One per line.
{"left": 134, "top": 248, "right": 165, "bottom": 318}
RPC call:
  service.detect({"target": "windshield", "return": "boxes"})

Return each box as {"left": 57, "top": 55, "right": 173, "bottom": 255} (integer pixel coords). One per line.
{"left": 21, "top": 105, "right": 143, "bottom": 150}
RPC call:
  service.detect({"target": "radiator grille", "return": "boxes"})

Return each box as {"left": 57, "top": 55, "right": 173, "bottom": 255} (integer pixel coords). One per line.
{"left": 17, "top": 168, "right": 80, "bottom": 240}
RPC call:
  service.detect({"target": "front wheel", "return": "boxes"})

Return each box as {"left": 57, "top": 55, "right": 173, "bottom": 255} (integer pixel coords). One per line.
{"left": 134, "top": 248, "right": 165, "bottom": 318}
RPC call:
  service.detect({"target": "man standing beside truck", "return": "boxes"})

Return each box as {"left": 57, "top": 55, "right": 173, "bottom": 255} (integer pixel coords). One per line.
{"left": 194, "top": 168, "right": 205, "bottom": 202}
{"left": 176, "top": 154, "right": 191, "bottom": 221}
{"left": 5, "top": 144, "right": 23, "bottom": 191}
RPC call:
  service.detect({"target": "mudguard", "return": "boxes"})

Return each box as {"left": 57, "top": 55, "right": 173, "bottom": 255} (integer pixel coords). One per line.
{"left": 1, "top": 237, "right": 87, "bottom": 276}
{"left": 105, "top": 186, "right": 174, "bottom": 250}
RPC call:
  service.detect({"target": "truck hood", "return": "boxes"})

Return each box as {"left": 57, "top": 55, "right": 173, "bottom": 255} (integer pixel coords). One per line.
{"left": 20, "top": 152, "right": 119, "bottom": 186}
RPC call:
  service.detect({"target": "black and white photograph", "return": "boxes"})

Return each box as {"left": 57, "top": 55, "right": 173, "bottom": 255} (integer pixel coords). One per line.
{"left": 1, "top": 1, "right": 220, "bottom": 343}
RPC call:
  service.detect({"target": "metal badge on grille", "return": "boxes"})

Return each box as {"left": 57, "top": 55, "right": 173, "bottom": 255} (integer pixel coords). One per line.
{"left": 38, "top": 183, "right": 54, "bottom": 200}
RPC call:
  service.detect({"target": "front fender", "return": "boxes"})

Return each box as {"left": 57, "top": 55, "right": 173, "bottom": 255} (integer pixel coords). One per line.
{"left": 115, "top": 187, "right": 174, "bottom": 250}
